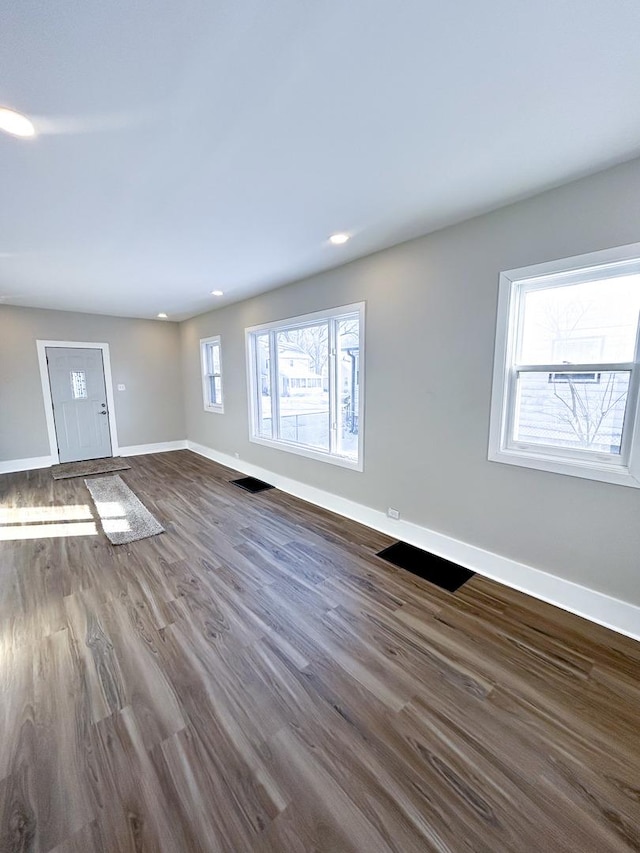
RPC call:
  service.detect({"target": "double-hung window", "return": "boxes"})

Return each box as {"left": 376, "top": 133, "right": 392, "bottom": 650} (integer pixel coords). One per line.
{"left": 201, "top": 335, "right": 224, "bottom": 413}
{"left": 489, "top": 244, "right": 640, "bottom": 486}
{"left": 246, "top": 302, "right": 364, "bottom": 470}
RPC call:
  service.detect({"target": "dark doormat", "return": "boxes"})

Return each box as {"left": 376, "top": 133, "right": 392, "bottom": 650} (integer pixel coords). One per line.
{"left": 52, "top": 457, "right": 131, "bottom": 480}
{"left": 231, "top": 476, "right": 274, "bottom": 493}
{"left": 376, "top": 541, "right": 475, "bottom": 592}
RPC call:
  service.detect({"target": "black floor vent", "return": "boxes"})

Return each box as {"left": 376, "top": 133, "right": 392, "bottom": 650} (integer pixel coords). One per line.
{"left": 231, "top": 477, "right": 274, "bottom": 494}
{"left": 376, "top": 541, "right": 475, "bottom": 592}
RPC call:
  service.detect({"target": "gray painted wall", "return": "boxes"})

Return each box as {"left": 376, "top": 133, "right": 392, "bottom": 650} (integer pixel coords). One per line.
{"left": 181, "top": 157, "right": 640, "bottom": 606}
{"left": 0, "top": 306, "right": 185, "bottom": 460}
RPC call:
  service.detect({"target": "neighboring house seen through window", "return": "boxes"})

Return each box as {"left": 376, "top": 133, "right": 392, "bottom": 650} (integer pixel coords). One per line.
{"left": 246, "top": 303, "right": 364, "bottom": 470}
{"left": 489, "top": 244, "right": 640, "bottom": 487}
{"left": 201, "top": 335, "right": 224, "bottom": 413}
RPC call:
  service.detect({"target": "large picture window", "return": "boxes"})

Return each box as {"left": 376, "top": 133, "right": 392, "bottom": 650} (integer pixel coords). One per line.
{"left": 489, "top": 244, "right": 640, "bottom": 486}
{"left": 246, "top": 303, "right": 364, "bottom": 469}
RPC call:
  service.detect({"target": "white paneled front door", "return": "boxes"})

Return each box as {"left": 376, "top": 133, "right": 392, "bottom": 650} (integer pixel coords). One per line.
{"left": 46, "top": 347, "right": 113, "bottom": 463}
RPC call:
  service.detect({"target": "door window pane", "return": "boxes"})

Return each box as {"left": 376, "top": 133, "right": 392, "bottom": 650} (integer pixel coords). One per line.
{"left": 70, "top": 370, "right": 87, "bottom": 399}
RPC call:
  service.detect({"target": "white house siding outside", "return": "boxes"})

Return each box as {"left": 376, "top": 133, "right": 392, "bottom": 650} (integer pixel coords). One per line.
{"left": 514, "top": 371, "right": 628, "bottom": 453}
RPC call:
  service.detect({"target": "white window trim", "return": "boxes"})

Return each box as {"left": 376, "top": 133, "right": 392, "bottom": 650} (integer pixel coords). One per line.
{"left": 200, "top": 335, "right": 224, "bottom": 414}
{"left": 245, "top": 302, "right": 365, "bottom": 471}
{"left": 488, "top": 242, "right": 640, "bottom": 488}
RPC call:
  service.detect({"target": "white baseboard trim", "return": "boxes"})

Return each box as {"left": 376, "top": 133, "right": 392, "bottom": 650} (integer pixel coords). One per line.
{"left": 187, "top": 440, "right": 640, "bottom": 643}
{"left": 119, "top": 440, "right": 188, "bottom": 457}
{"left": 0, "top": 455, "right": 54, "bottom": 475}
{"left": 0, "top": 441, "right": 188, "bottom": 474}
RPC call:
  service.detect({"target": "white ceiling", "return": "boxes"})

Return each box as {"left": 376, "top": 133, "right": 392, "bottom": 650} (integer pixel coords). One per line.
{"left": 2, "top": 0, "right": 640, "bottom": 321}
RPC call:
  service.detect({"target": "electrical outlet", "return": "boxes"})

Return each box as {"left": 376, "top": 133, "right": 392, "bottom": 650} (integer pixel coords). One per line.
{"left": 234, "top": 452, "right": 240, "bottom": 459}
{"left": 387, "top": 507, "right": 400, "bottom": 520}
{"left": 117, "top": 384, "right": 126, "bottom": 391}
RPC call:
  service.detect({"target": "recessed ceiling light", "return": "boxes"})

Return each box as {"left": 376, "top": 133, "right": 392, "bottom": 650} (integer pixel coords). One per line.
{"left": 211, "top": 290, "right": 224, "bottom": 296}
{"left": 329, "top": 233, "right": 350, "bottom": 245}
{"left": 0, "top": 107, "right": 36, "bottom": 138}
{"left": 157, "top": 312, "right": 168, "bottom": 319}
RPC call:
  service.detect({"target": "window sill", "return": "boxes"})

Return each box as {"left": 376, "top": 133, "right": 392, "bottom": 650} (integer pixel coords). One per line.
{"left": 488, "top": 446, "right": 640, "bottom": 488}
{"left": 249, "top": 434, "right": 363, "bottom": 471}
{"left": 204, "top": 404, "right": 224, "bottom": 414}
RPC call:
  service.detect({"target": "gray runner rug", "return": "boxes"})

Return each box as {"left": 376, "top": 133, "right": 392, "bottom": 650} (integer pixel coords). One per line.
{"left": 84, "top": 474, "right": 164, "bottom": 545}
{"left": 52, "top": 457, "right": 131, "bottom": 480}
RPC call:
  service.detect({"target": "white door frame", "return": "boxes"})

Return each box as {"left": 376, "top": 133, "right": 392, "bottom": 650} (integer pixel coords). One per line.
{"left": 36, "top": 340, "right": 120, "bottom": 464}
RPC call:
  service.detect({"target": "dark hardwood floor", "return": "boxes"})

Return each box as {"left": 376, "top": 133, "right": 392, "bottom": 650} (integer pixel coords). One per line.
{"left": 0, "top": 450, "right": 639, "bottom": 852}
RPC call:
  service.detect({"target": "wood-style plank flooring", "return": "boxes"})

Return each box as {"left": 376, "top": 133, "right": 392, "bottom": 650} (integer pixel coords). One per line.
{"left": 0, "top": 450, "right": 639, "bottom": 852}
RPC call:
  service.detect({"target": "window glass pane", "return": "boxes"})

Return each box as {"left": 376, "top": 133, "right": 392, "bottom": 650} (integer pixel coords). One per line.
{"left": 208, "top": 375, "right": 219, "bottom": 405}
{"left": 211, "top": 343, "right": 221, "bottom": 375}
{"left": 256, "top": 333, "right": 272, "bottom": 438}
{"left": 337, "top": 315, "right": 360, "bottom": 459}
{"left": 518, "top": 274, "right": 640, "bottom": 364}
{"left": 513, "top": 370, "right": 630, "bottom": 454}
{"left": 276, "top": 324, "right": 329, "bottom": 450}
{"left": 214, "top": 377, "right": 222, "bottom": 402}
{"left": 205, "top": 342, "right": 220, "bottom": 376}
{"left": 205, "top": 343, "right": 214, "bottom": 375}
